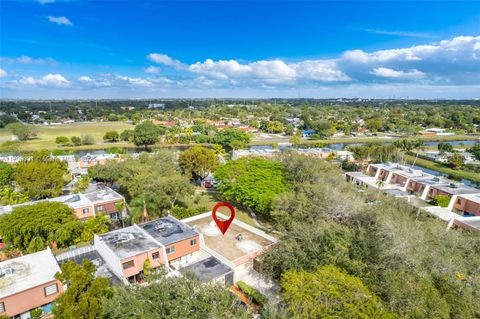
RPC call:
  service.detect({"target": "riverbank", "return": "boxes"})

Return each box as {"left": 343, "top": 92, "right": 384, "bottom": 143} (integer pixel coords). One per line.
{"left": 402, "top": 153, "right": 480, "bottom": 184}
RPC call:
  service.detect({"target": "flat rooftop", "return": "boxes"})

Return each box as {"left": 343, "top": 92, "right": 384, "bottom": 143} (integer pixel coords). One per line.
{"left": 139, "top": 216, "right": 199, "bottom": 246}
{"left": 97, "top": 225, "right": 159, "bottom": 259}
{"left": 431, "top": 183, "right": 480, "bottom": 195}
{"left": 186, "top": 215, "right": 274, "bottom": 262}
{"left": 383, "top": 189, "right": 411, "bottom": 197}
{"left": 181, "top": 256, "right": 233, "bottom": 282}
{"left": 410, "top": 175, "right": 448, "bottom": 186}
{"left": 56, "top": 247, "right": 122, "bottom": 286}
{"left": 0, "top": 184, "right": 123, "bottom": 215}
{"left": 0, "top": 249, "right": 60, "bottom": 298}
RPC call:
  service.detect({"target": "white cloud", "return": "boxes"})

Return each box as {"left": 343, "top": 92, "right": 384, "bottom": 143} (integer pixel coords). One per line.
{"left": 147, "top": 53, "right": 184, "bottom": 69}
{"left": 115, "top": 75, "right": 153, "bottom": 87}
{"left": 17, "top": 74, "right": 70, "bottom": 87}
{"left": 0, "top": 69, "right": 7, "bottom": 78}
{"left": 371, "top": 67, "right": 425, "bottom": 78}
{"left": 78, "top": 76, "right": 94, "bottom": 82}
{"left": 47, "top": 16, "right": 73, "bottom": 26}
{"left": 145, "top": 66, "right": 160, "bottom": 74}
{"left": 1, "top": 56, "right": 57, "bottom": 65}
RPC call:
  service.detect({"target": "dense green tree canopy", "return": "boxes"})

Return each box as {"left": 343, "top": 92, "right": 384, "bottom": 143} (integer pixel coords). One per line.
{"left": 0, "top": 161, "right": 13, "bottom": 186}
{"left": 103, "top": 274, "right": 249, "bottom": 319}
{"left": 13, "top": 158, "right": 68, "bottom": 199}
{"left": 214, "top": 157, "right": 287, "bottom": 217}
{"left": 212, "top": 128, "right": 251, "bottom": 149}
{"left": 0, "top": 202, "right": 80, "bottom": 252}
{"left": 54, "top": 260, "right": 112, "bottom": 319}
{"left": 178, "top": 146, "right": 219, "bottom": 179}
{"left": 6, "top": 122, "right": 37, "bottom": 140}
{"left": 103, "top": 130, "right": 120, "bottom": 142}
{"left": 282, "top": 265, "right": 393, "bottom": 318}
{"left": 133, "top": 121, "right": 159, "bottom": 148}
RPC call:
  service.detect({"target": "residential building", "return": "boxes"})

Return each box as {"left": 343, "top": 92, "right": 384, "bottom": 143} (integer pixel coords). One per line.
{"left": 0, "top": 248, "right": 63, "bottom": 318}
{"left": 94, "top": 225, "right": 167, "bottom": 283}
{"left": 0, "top": 185, "right": 126, "bottom": 221}
{"left": 453, "top": 193, "right": 480, "bottom": 216}
{"left": 79, "top": 153, "right": 123, "bottom": 169}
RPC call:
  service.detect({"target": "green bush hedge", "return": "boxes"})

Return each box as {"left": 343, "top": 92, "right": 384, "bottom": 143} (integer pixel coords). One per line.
{"left": 237, "top": 280, "right": 266, "bottom": 305}
{"left": 430, "top": 195, "right": 451, "bottom": 208}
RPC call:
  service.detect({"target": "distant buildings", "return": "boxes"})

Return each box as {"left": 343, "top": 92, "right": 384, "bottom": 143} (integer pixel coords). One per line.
{"left": 148, "top": 103, "right": 165, "bottom": 109}
{"left": 420, "top": 128, "right": 455, "bottom": 136}
{"left": 232, "top": 148, "right": 353, "bottom": 161}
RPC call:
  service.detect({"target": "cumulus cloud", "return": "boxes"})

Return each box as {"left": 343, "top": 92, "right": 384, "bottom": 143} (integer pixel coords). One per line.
{"left": 16, "top": 74, "right": 70, "bottom": 87}
{"left": 145, "top": 66, "right": 160, "bottom": 74}
{"left": 47, "top": 16, "right": 73, "bottom": 26}
{"left": 115, "top": 75, "right": 153, "bottom": 87}
{"left": 0, "top": 69, "right": 7, "bottom": 78}
{"left": 147, "top": 53, "right": 184, "bottom": 69}
{"left": 370, "top": 67, "right": 425, "bottom": 79}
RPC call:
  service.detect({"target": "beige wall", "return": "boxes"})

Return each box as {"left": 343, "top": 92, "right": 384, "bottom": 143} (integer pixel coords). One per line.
{"left": 0, "top": 279, "right": 63, "bottom": 317}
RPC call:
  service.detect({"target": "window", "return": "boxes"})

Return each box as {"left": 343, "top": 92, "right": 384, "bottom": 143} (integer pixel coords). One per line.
{"left": 152, "top": 252, "right": 160, "bottom": 259}
{"left": 95, "top": 205, "right": 104, "bottom": 212}
{"left": 0, "top": 302, "right": 4, "bottom": 313}
{"left": 122, "top": 260, "right": 134, "bottom": 269}
{"left": 166, "top": 246, "right": 175, "bottom": 254}
{"left": 44, "top": 283, "right": 58, "bottom": 296}
{"left": 82, "top": 208, "right": 89, "bottom": 214}
{"left": 457, "top": 198, "right": 462, "bottom": 204}
{"left": 190, "top": 239, "right": 197, "bottom": 246}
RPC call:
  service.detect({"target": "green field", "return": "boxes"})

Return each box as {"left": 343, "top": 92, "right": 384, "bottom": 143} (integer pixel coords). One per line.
{"left": 0, "top": 122, "right": 134, "bottom": 152}
{"left": 403, "top": 153, "right": 480, "bottom": 184}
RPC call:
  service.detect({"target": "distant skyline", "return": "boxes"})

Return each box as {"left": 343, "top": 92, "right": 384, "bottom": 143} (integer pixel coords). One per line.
{"left": 1, "top": 1, "right": 479, "bottom": 99}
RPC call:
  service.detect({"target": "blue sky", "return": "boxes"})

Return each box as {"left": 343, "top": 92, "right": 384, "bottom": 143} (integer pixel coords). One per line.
{"left": 1, "top": 1, "right": 479, "bottom": 98}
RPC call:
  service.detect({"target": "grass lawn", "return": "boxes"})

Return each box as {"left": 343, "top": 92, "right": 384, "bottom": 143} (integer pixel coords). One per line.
{"left": 0, "top": 122, "right": 134, "bottom": 152}
{"left": 182, "top": 188, "right": 258, "bottom": 227}
{"left": 403, "top": 153, "right": 480, "bottom": 184}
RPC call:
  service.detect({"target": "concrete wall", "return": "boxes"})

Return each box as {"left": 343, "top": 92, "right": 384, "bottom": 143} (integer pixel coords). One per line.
{"left": 93, "top": 235, "right": 123, "bottom": 280}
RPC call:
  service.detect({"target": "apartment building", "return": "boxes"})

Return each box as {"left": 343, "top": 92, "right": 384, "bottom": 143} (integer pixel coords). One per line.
{"left": 94, "top": 225, "right": 167, "bottom": 283}
{"left": 0, "top": 185, "right": 126, "bottom": 221}
{"left": 0, "top": 248, "right": 63, "bottom": 319}
{"left": 453, "top": 194, "right": 480, "bottom": 216}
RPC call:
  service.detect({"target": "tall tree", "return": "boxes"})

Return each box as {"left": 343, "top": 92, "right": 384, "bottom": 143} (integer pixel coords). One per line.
{"left": 179, "top": 146, "right": 219, "bottom": 179}
{"left": 54, "top": 260, "right": 111, "bottom": 319}
{"left": 6, "top": 122, "right": 37, "bottom": 140}
{"left": 133, "top": 121, "right": 159, "bottom": 149}
{"left": 281, "top": 265, "right": 393, "bottom": 319}
{"left": 13, "top": 158, "right": 68, "bottom": 199}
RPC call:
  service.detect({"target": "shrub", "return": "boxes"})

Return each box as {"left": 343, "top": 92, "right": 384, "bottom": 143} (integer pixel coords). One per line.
{"left": 237, "top": 280, "right": 266, "bottom": 305}
{"left": 70, "top": 136, "right": 82, "bottom": 146}
{"left": 55, "top": 136, "right": 70, "bottom": 145}
{"left": 430, "top": 195, "right": 451, "bottom": 208}
{"left": 82, "top": 134, "right": 95, "bottom": 145}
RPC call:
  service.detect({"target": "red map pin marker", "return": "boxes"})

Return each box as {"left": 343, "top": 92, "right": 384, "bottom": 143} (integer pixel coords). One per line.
{"left": 212, "top": 202, "right": 235, "bottom": 235}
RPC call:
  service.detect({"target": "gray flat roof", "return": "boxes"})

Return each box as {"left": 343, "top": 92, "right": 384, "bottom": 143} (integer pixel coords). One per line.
{"left": 56, "top": 247, "right": 122, "bottom": 286}
{"left": 98, "top": 225, "right": 159, "bottom": 259}
{"left": 181, "top": 256, "right": 233, "bottom": 282}
{"left": 139, "top": 216, "right": 199, "bottom": 246}
{"left": 431, "top": 183, "right": 480, "bottom": 195}
{"left": 0, "top": 249, "right": 60, "bottom": 298}
{"left": 384, "top": 189, "right": 410, "bottom": 197}
{"left": 410, "top": 175, "right": 449, "bottom": 186}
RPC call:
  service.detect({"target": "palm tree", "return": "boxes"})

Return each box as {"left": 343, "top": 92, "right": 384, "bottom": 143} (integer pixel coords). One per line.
{"left": 128, "top": 194, "right": 156, "bottom": 224}
{"left": 411, "top": 139, "right": 425, "bottom": 167}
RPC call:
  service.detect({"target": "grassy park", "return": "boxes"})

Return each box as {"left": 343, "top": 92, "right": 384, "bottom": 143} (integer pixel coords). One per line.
{"left": 0, "top": 122, "right": 134, "bottom": 152}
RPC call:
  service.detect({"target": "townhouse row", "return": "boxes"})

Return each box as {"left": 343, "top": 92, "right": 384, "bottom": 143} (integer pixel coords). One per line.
{"left": 0, "top": 213, "right": 277, "bottom": 318}
{"left": 345, "top": 163, "right": 480, "bottom": 231}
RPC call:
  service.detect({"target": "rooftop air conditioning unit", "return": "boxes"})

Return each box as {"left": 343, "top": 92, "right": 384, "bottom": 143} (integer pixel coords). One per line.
{"left": 0, "top": 266, "right": 14, "bottom": 278}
